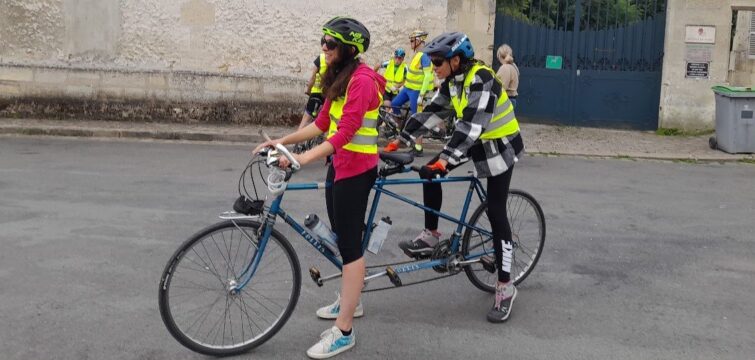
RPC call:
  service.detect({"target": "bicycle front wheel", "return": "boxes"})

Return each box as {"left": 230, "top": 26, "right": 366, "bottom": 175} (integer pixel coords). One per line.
{"left": 462, "top": 190, "right": 545, "bottom": 292}
{"left": 158, "top": 220, "right": 301, "bottom": 356}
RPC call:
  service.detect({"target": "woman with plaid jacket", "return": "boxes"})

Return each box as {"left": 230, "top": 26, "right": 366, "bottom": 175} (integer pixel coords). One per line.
{"left": 384, "top": 32, "right": 524, "bottom": 323}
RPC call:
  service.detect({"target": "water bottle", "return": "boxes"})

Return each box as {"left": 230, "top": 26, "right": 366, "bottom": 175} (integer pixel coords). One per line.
{"left": 304, "top": 214, "right": 339, "bottom": 255}
{"left": 367, "top": 216, "right": 392, "bottom": 255}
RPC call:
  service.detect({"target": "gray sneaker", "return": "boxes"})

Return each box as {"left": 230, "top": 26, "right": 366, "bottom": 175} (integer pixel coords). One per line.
{"left": 398, "top": 229, "right": 439, "bottom": 258}
{"left": 487, "top": 283, "right": 517, "bottom": 323}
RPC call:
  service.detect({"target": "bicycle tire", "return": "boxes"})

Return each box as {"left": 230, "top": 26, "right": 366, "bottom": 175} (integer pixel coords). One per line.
{"left": 461, "top": 190, "right": 545, "bottom": 293}
{"left": 158, "top": 220, "right": 301, "bottom": 356}
{"left": 377, "top": 110, "right": 400, "bottom": 140}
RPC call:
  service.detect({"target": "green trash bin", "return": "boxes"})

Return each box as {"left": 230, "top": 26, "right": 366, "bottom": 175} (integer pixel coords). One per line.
{"left": 710, "top": 86, "right": 755, "bottom": 154}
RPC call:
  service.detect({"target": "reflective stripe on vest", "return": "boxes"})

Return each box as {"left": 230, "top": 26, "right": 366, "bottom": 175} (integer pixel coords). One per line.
{"left": 405, "top": 51, "right": 431, "bottom": 90}
{"left": 384, "top": 59, "right": 406, "bottom": 93}
{"left": 326, "top": 84, "right": 381, "bottom": 154}
{"left": 450, "top": 63, "right": 520, "bottom": 140}
{"left": 311, "top": 53, "right": 328, "bottom": 94}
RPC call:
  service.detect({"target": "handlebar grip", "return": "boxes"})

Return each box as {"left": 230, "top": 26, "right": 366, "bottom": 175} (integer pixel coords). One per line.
{"left": 275, "top": 143, "right": 301, "bottom": 171}
{"left": 258, "top": 129, "right": 300, "bottom": 171}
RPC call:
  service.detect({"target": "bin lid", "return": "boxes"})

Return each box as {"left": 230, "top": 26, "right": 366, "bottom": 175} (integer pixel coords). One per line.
{"left": 712, "top": 85, "right": 755, "bottom": 98}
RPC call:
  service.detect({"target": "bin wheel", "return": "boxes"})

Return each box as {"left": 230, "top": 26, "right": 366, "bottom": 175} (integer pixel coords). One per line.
{"left": 709, "top": 136, "right": 717, "bottom": 150}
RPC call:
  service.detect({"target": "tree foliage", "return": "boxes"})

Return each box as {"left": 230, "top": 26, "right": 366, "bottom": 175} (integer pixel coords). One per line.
{"left": 496, "top": 0, "right": 665, "bottom": 30}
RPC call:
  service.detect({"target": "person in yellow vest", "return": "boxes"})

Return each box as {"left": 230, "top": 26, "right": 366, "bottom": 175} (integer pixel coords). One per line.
{"left": 390, "top": 29, "right": 434, "bottom": 156}
{"left": 300, "top": 52, "right": 328, "bottom": 129}
{"left": 384, "top": 32, "right": 524, "bottom": 324}
{"left": 374, "top": 47, "right": 407, "bottom": 107}
{"left": 253, "top": 17, "right": 385, "bottom": 359}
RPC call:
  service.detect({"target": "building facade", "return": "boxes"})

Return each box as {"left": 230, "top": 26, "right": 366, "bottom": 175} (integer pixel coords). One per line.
{"left": 1, "top": 0, "right": 754, "bottom": 130}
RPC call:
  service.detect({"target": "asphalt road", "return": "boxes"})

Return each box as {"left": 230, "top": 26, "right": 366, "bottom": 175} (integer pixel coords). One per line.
{"left": 1, "top": 136, "right": 754, "bottom": 360}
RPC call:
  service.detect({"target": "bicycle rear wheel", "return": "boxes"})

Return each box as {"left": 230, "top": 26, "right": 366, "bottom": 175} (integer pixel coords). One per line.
{"left": 158, "top": 220, "right": 301, "bottom": 356}
{"left": 461, "top": 190, "right": 545, "bottom": 292}
{"left": 377, "top": 110, "right": 400, "bottom": 140}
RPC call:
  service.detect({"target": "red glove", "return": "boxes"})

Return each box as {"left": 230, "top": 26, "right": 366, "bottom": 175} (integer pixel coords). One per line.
{"left": 419, "top": 161, "right": 447, "bottom": 179}
{"left": 383, "top": 141, "right": 399, "bottom": 153}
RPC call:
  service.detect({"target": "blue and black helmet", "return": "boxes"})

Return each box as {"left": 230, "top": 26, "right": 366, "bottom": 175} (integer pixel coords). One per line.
{"left": 423, "top": 32, "right": 474, "bottom": 59}
{"left": 394, "top": 48, "right": 406, "bottom": 58}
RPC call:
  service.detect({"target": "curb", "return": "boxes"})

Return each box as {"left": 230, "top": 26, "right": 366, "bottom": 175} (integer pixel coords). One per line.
{"left": 1, "top": 125, "right": 752, "bottom": 163}
{"left": 0, "top": 126, "right": 260, "bottom": 143}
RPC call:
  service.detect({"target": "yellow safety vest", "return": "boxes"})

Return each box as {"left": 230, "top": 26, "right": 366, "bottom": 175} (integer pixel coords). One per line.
{"left": 326, "top": 82, "right": 382, "bottom": 154}
{"left": 311, "top": 53, "right": 327, "bottom": 94}
{"left": 405, "top": 51, "right": 432, "bottom": 91}
{"left": 384, "top": 59, "right": 406, "bottom": 94}
{"left": 450, "top": 63, "right": 520, "bottom": 140}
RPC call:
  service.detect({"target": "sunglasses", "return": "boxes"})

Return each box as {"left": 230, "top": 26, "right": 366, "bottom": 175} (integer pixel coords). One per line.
{"left": 430, "top": 57, "right": 447, "bottom": 67}
{"left": 321, "top": 36, "right": 339, "bottom": 51}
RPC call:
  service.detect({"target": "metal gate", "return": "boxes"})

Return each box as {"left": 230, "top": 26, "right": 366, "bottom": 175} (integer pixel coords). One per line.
{"left": 494, "top": 0, "right": 667, "bottom": 129}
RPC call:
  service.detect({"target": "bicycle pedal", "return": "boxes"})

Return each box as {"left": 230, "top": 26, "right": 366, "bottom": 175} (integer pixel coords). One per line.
{"left": 480, "top": 255, "right": 496, "bottom": 274}
{"left": 386, "top": 266, "right": 402, "bottom": 287}
{"left": 309, "top": 267, "right": 323, "bottom": 287}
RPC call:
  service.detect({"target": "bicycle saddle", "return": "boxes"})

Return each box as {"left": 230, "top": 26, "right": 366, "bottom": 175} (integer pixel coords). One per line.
{"left": 379, "top": 151, "right": 414, "bottom": 165}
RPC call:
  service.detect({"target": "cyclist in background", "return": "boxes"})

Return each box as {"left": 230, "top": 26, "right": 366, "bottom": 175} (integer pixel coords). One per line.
{"left": 374, "top": 48, "right": 407, "bottom": 108}
{"left": 390, "top": 29, "right": 434, "bottom": 156}
{"left": 385, "top": 32, "right": 524, "bottom": 324}
{"left": 254, "top": 16, "right": 384, "bottom": 359}
{"left": 300, "top": 52, "right": 328, "bottom": 129}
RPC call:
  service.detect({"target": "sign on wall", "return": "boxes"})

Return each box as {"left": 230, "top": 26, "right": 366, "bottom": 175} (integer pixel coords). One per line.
{"left": 685, "top": 62, "right": 709, "bottom": 79}
{"left": 685, "top": 25, "right": 716, "bottom": 44}
{"left": 545, "top": 55, "right": 563, "bottom": 70}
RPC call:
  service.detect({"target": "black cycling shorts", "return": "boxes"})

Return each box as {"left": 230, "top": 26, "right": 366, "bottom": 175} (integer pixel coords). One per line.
{"left": 305, "top": 93, "right": 324, "bottom": 117}
{"left": 325, "top": 165, "right": 378, "bottom": 265}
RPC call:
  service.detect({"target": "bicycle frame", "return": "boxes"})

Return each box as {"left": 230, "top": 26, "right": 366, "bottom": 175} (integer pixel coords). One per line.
{"left": 232, "top": 168, "right": 494, "bottom": 292}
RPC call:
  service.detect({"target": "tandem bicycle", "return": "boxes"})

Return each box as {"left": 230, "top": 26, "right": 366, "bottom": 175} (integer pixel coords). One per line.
{"left": 158, "top": 135, "right": 545, "bottom": 356}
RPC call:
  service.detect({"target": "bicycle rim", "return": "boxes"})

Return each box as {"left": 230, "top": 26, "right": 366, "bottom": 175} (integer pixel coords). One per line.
{"left": 159, "top": 220, "right": 301, "bottom": 356}
{"left": 462, "top": 190, "right": 546, "bottom": 292}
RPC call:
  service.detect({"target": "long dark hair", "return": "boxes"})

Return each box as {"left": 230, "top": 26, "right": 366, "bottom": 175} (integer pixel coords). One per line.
{"left": 321, "top": 43, "right": 360, "bottom": 101}
{"left": 453, "top": 56, "right": 483, "bottom": 78}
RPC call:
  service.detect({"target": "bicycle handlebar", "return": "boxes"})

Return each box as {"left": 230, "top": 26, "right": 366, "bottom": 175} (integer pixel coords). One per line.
{"left": 259, "top": 130, "right": 301, "bottom": 171}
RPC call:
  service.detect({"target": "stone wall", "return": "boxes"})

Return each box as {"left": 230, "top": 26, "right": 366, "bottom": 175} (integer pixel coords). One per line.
{"left": 1, "top": 0, "right": 503, "bottom": 123}
{"left": 0, "top": 0, "right": 450, "bottom": 77}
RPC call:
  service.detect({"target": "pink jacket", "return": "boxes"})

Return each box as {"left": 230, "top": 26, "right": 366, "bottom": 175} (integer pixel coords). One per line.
{"left": 315, "top": 63, "right": 386, "bottom": 181}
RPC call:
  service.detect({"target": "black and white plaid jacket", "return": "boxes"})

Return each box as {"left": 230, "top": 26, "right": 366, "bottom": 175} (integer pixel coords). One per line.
{"left": 398, "top": 65, "right": 524, "bottom": 178}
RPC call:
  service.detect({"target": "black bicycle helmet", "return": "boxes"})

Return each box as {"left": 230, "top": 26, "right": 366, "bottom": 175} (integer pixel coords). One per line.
{"left": 423, "top": 32, "right": 474, "bottom": 59}
{"left": 322, "top": 16, "right": 371, "bottom": 54}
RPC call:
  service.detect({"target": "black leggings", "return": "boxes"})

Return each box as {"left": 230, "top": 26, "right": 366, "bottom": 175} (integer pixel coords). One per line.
{"left": 421, "top": 156, "right": 514, "bottom": 282}
{"left": 326, "top": 165, "right": 377, "bottom": 265}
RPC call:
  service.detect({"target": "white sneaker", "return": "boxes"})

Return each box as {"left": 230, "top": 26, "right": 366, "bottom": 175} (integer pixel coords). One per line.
{"left": 316, "top": 292, "right": 364, "bottom": 320}
{"left": 306, "top": 326, "right": 355, "bottom": 359}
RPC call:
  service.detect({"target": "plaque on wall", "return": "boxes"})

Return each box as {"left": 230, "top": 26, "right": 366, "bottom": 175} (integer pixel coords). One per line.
{"left": 685, "top": 25, "right": 716, "bottom": 44}
{"left": 686, "top": 62, "right": 709, "bottom": 78}
{"left": 685, "top": 44, "right": 714, "bottom": 62}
